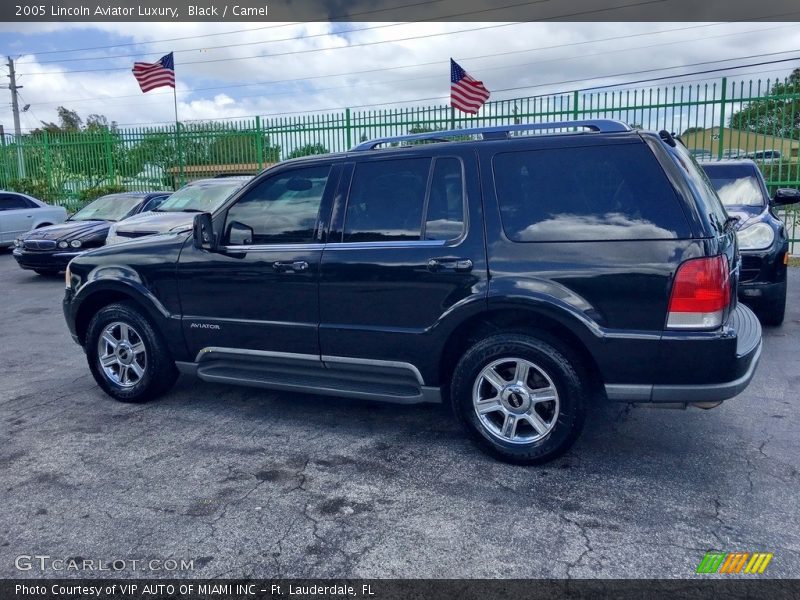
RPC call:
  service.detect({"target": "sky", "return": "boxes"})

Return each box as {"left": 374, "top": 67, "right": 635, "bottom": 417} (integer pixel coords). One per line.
{"left": 1, "top": 21, "right": 799, "bottom": 132}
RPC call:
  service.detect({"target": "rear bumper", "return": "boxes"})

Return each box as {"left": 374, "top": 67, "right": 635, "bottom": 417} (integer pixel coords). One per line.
{"left": 605, "top": 303, "right": 762, "bottom": 404}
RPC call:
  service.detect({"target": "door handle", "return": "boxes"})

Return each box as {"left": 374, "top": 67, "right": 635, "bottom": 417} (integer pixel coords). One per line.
{"left": 427, "top": 258, "right": 473, "bottom": 273}
{"left": 273, "top": 260, "right": 309, "bottom": 273}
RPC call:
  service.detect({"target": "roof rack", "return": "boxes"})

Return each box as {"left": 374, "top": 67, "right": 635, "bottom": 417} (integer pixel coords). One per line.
{"left": 351, "top": 119, "right": 631, "bottom": 151}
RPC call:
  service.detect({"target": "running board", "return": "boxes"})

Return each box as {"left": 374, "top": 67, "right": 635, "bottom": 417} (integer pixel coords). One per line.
{"left": 175, "top": 351, "right": 441, "bottom": 404}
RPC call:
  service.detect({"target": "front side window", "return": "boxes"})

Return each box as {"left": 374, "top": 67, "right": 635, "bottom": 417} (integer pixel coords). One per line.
{"left": 0, "top": 194, "right": 33, "bottom": 210}
{"left": 225, "top": 165, "right": 331, "bottom": 245}
{"left": 140, "top": 195, "right": 169, "bottom": 213}
{"left": 493, "top": 144, "right": 691, "bottom": 242}
{"left": 425, "top": 158, "right": 465, "bottom": 241}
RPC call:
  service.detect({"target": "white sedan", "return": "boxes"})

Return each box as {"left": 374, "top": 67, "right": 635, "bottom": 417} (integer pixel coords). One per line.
{"left": 0, "top": 191, "right": 67, "bottom": 247}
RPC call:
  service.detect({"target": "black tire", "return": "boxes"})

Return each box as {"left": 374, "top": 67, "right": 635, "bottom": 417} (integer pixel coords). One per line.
{"left": 450, "top": 333, "right": 587, "bottom": 465}
{"left": 758, "top": 281, "right": 786, "bottom": 327}
{"left": 85, "top": 301, "right": 178, "bottom": 403}
{"left": 33, "top": 269, "right": 59, "bottom": 276}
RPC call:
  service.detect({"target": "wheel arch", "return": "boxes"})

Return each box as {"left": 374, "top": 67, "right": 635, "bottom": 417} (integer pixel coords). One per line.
{"left": 439, "top": 306, "right": 605, "bottom": 397}
{"left": 73, "top": 281, "right": 170, "bottom": 346}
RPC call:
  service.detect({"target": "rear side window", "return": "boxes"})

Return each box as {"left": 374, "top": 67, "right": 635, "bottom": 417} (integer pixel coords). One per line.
{"left": 425, "top": 158, "right": 465, "bottom": 240}
{"left": 343, "top": 157, "right": 465, "bottom": 243}
{"left": 493, "top": 144, "right": 690, "bottom": 242}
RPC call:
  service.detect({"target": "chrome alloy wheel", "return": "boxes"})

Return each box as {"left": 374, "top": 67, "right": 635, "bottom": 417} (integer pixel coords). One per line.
{"left": 472, "top": 357, "right": 560, "bottom": 444}
{"left": 97, "top": 321, "right": 147, "bottom": 388}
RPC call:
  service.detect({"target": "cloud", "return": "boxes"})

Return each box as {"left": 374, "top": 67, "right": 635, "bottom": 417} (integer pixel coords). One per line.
{"left": 2, "top": 21, "right": 799, "bottom": 131}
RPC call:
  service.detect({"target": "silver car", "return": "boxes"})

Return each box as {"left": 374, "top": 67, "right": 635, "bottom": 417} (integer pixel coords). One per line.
{"left": 0, "top": 191, "right": 67, "bottom": 248}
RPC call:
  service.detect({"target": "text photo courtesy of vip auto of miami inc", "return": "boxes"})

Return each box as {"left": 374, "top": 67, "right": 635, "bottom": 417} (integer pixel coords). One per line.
{"left": 1, "top": 1, "right": 800, "bottom": 599}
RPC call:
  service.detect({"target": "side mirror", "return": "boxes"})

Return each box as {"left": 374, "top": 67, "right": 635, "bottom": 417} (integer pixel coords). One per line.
{"left": 226, "top": 220, "right": 254, "bottom": 246}
{"left": 772, "top": 188, "right": 800, "bottom": 206}
{"left": 192, "top": 212, "right": 216, "bottom": 250}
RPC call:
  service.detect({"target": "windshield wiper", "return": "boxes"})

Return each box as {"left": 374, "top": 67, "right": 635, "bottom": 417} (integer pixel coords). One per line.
{"left": 179, "top": 208, "right": 203, "bottom": 213}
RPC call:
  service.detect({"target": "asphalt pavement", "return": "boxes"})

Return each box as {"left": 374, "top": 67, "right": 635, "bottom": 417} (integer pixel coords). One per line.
{"left": 0, "top": 248, "right": 798, "bottom": 579}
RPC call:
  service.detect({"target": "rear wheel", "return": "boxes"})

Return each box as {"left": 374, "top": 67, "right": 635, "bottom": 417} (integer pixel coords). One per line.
{"left": 450, "top": 333, "right": 587, "bottom": 464}
{"left": 86, "top": 302, "right": 178, "bottom": 403}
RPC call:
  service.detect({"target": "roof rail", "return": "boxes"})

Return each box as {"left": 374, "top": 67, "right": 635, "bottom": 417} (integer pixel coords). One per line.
{"left": 351, "top": 119, "right": 631, "bottom": 151}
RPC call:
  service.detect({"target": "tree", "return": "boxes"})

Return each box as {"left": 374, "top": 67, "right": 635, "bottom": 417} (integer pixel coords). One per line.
{"left": 729, "top": 69, "right": 800, "bottom": 139}
{"left": 288, "top": 143, "right": 328, "bottom": 158}
{"left": 25, "top": 106, "right": 127, "bottom": 191}
{"left": 682, "top": 126, "right": 705, "bottom": 136}
{"left": 37, "top": 106, "right": 83, "bottom": 133}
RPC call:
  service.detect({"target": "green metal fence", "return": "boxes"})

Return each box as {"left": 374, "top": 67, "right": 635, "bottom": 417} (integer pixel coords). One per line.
{"left": 2, "top": 75, "right": 799, "bottom": 248}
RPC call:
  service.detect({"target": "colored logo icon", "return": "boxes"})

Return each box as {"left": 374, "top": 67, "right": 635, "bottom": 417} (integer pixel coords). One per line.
{"left": 697, "top": 552, "right": 773, "bottom": 574}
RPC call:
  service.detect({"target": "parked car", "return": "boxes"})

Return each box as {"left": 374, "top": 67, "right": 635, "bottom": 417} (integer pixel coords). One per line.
{"left": 701, "top": 160, "right": 799, "bottom": 326}
{"left": 63, "top": 120, "right": 762, "bottom": 464}
{"left": 690, "top": 149, "right": 713, "bottom": 160}
{"left": 12, "top": 191, "right": 170, "bottom": 275}
{"left": 0, "top": 191, "right": 67, "bottom": 248}
{"left": 105, "top": 176, "right": 252, "bottom": 245}
{"left": 746, "top": 149, "right": 782, "bottom": 165}
{"left": 722, "top": 148, "right": 746, "bottom": 159}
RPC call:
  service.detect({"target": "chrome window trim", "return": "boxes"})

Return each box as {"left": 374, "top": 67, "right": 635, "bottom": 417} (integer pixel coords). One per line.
{"left": 218, "top": 240, "right": 450, "bottom": 252}
{"left": 218, "top": 243, "right": 326, "bottom": 252}
{"left": 323, "top": 240, "right": 447, "bottom": 250}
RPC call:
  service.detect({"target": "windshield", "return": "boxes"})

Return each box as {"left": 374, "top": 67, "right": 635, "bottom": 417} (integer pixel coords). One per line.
{"left": 156, "top": 181, "right": 243, "bottom": 213}
{"left": 706, "top": 176, "right": 764, "bottom": 207}
{"left": 701, "top": 164, "right": 767, "bottom": 208}
{"left": 70, "top": 195, "right": 143, "bottom": 222}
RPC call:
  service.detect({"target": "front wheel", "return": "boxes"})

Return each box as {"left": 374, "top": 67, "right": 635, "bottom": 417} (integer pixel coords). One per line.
{"left": 85, "top": 302, "right": 178, "bottom": 403}
{"left": 450, "top": 333, "right": 587, "bottom": 464}
{"left": 757, "top": 281, "right": 786, "bottom": 327}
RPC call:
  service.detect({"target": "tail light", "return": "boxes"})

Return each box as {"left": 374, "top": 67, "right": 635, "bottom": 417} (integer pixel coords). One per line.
{"left": 667, "top": 255, "right": 730, "bottom": 330}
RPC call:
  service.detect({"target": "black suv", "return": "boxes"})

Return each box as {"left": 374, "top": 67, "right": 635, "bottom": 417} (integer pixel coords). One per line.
{"left": 700, "top": 160, "right": 800, "bottom": 326}
{"left": 63, "top": 121, "right": 762, "bottom": 464}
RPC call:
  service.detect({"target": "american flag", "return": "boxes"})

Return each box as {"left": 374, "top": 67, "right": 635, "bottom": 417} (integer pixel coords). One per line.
{"left": 132, "top": 52, "right": 175, "bottom": 93}
{"left": 450, "top": 59, "right": 490, "bottom": 114}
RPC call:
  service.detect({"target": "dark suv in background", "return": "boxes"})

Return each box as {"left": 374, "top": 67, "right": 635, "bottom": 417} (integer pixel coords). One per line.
{"left": 63, "top": 121, "right": 762, "bottom": 464}
{"left": 701, "top": 160, "right": 800, "bottom": 326}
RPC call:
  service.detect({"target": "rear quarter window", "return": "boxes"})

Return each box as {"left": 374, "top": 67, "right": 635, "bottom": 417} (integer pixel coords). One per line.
{"left": 492, "top": 143, "right": 691, "bottom": 242}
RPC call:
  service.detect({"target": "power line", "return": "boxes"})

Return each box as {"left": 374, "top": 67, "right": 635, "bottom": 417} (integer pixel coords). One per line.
{"left": 31, "top": 0, "right": 549, "bottom": 65}
{"left": 21, "top": 22, "right": 520, "bottom": 75}
{"left": 95, "top": 54, "right": 800, "bottom": 127}
{"left": 24, "top": 22, "right": 797, "bottom": 110}
{"left": 22, "top": 21, "right": 728, "bottom": 102}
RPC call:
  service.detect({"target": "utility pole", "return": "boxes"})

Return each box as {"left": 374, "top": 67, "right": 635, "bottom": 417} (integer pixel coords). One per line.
{"left": 6, "top": 56, "right": 25, "bottom": 177}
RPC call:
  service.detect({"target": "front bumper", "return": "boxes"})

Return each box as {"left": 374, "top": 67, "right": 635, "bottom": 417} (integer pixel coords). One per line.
{"left": 12, "top": 248, "right": 82, "bottom": 271}
{"left": 605, "top": 303, "right": 762, "bottom": 404}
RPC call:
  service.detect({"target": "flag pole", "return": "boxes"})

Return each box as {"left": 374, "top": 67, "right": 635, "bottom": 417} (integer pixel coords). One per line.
{"left": 172, "top": 75, "right": 184, "bottom": 187}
